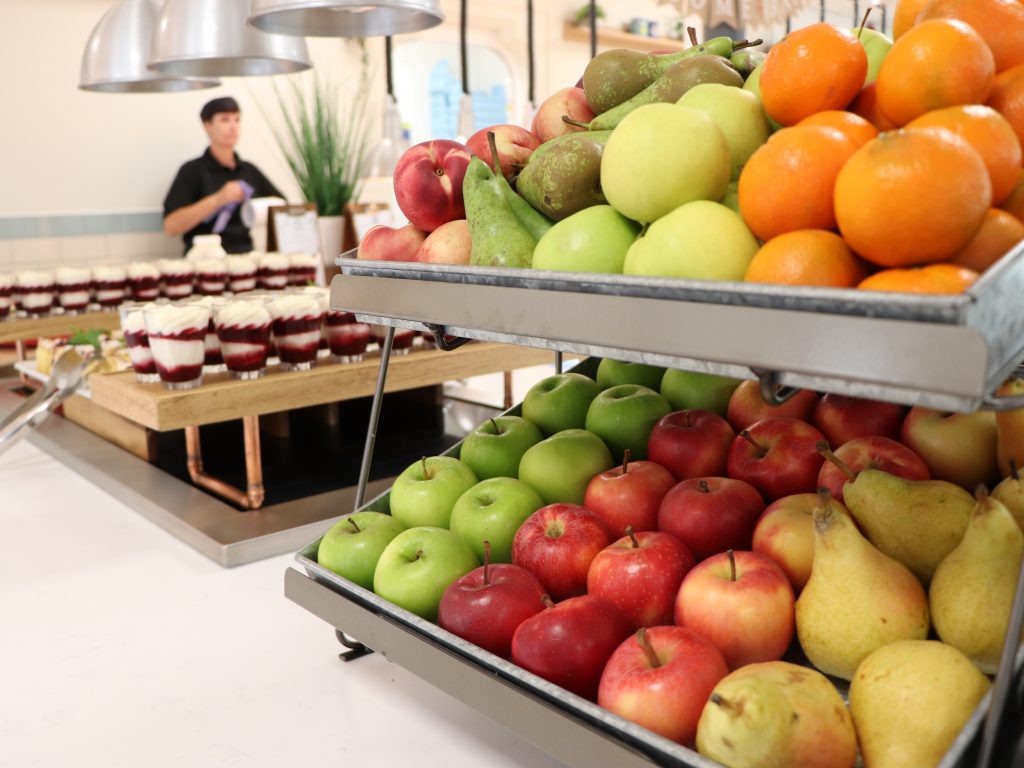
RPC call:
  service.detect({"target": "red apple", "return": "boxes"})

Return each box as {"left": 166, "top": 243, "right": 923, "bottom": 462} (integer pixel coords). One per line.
{"left": 752, "top": 493, "right": 818, "bottom": 592}
{"left": 647, "top": 409, "right": 736, "bottom": 481}
{"left": 817, "top": 435, "right": 930, "bottom": 500}
{"left": 586, "top": 529, "right": 695, "bottom": 627}
{"left": 812, "top": 393, "right": 906, "bottom": 447}
{"left": 438, "top": 544, "right": 547, "bottom": 659}
{"left": 675, "top": 550, "right": 795, "bottom": 670}
{"left": 726, "top": 380, "right": 819, "bottom": 432}
{"left": 393, "top": 139, "right": 472, "bottom": 232}
{"left": 531, "top": 87, "right": 597, "bottom": 143}
{"left": 511, "top": 503, "right": 611, "bottom": 600}
{"left": 465, "top": 124, "right": 541, "bottom": 180}
{"left": 511, "top": 594, "right": 633, "bottom": 700}
{"left": 657, "top": 477, "right": 765, "bottom": 561}
{"left": 415, "top": 219, "right": 472, "bottom": 265}
{"left": 900, "top": 407, "right": 1000, "bottom": 490}
{"left": 597, "top": 626, "right": 729, "bottom": 746}
{"left": 583, "top": 451, "right": 676, "bottom": 536}
{"left": 358, "top": 223, "right": 427, "bottom": 262}
{"left": 727, "top": 417, "right": 827, "bottom": 502}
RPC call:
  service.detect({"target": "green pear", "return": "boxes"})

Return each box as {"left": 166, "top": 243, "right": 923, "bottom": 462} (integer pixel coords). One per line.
{"left": 623, "top": 201, "right": 758, "bottom": 281}
{"left": 992, "top": 469, "right": 1024, "bottom": 532}
{"left": 840, "top": 467, "right": 974, "bottom": 583}
{"left": 697, "top": 661, "right": 857, "bottom": 768}
{"left": 517, "top": 131, "right": 611, "bottom": 221}
{"left": 531, "top": 205, "right": 639, "bottom": 273}
{"left": 742, "top": 63, "right": 782, "bottom": 132}
{"left": 601, "top": 103, "right": 731, "bottom": 224}
{"left": 720, "top": 180, "right": 740, "bottom": 214}
{"left": 678, "top": 83, "right": 769, "bottom": 180}
{"left": 796, "top": 494, "right": 929, "bottom": 681}
{"left": 854, "top": 27, "right": 893, "bottom": 84}
{"left": 929, "top": 490, "right": 1024, "bottom": 673}
{"left": 849, "top": 640, "right": 991, "bottom": 768}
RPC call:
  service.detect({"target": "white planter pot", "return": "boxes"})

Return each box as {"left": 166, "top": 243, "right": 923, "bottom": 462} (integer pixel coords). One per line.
{"left": 317, "top": 214, "right": 344, "bottom": 286}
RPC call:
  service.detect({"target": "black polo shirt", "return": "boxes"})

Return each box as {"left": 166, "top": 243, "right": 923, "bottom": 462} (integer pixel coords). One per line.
{"left": 163, "top": 148, "right": 283, "bottom": 254}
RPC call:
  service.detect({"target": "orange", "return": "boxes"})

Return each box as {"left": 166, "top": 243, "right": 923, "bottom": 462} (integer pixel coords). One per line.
{"left": 947, "top": 208, "right": 1024, "bottom": 272}
{"left": 850, "top": 83, "right": 899, "bottom": 131}
{"left": 876, "top": 19, "right": 995, "bottom": 126}
{"left": 1002, "top": 170, "right": 1024, "bottom": 221}
{"left": 738, "top": 126, "right": 859, "bottom": 242}
{"left": 834, "top": 128, "right": 992, "bottom": 266}
{"left": 745, "top": 230, "right": 866, "bottom": 287}
{"left": 916, "top": 0, "right": 1024, "bottom": 73}
{"left": 907, "top": 105, "right": 1023, "bottom": 203}
{"left": 760, "top": 24, "right": 868, "bottom": 127}
{"left": 797, "top": 111, "right": 879, "bottom": 147}
{"left": 893, "top": 0, "right": 930, "bottom": 38}
{"left": 858, "top": 263, "right": 979, "bottom": 293}
{"left": 988, "top": 63, "right": 1024, "bottom": 150}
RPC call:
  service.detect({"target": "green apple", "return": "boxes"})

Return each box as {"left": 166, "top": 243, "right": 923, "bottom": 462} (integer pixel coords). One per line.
{"left": 596, "top": 358, "right": 666, "bottom": 391}
{"left": 459, "top": 415, "right": 543, "bottom": 480}
{"left": 389, "top": 456, "right": 478, "bottom": 529}
{"left": 742, "top": 63, "right": 783, "bottom": 132}
{"left": 677, "top": 83, "right": 770, "bottom": 181}
{"left": 585, "top": 384, "right": 672, "bottom": 461}
{"left": 660, "top": 369, "right": 741, "bottom": 417}
{"left": 601, "top": 103, "right": 731, "bottom": 223}
{"left": 449, "top": 477, "right": 545, "bottom": 563}
{"left": 720, "top": 181, "right": 740, "bottom": 214}
{"left": 518, "top": 428, "right": 614, "bottom": 505}
{"left": 522, "top": 372, "right": 601, "bottom": 436}
{"left": 854, "top": 27, "right": 892, "bottom": 84}
{"left": 373, "top": 526, "right": 480, "bottom": 620}
{"left": 532, "top": 205, "right": 641, "bottom": 274}
{"left": 623, "top": 200, "right": 759, "bottom": 281}
{"left": 317, "top": 511, "right": 407, "bottom": 590}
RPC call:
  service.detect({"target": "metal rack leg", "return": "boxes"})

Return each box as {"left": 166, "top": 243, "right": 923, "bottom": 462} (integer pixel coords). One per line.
{"left": 354, "top": 326, "right": 395, "bottom": 511}
{"left": 554, "top": 351, "right": 563, "bottom": 374}
{"left": 335, "top": 629, "right": 373, "bottom": 662}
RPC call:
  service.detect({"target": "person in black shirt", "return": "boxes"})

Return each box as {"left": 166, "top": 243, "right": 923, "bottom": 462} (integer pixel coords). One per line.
{"left": 163, "top": 97, "right": 283, "bottom": 254}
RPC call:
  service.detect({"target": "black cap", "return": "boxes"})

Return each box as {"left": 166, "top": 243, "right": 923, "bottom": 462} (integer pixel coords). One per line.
{"left": 200, "top": 97, "right": 241, "bottom": 122}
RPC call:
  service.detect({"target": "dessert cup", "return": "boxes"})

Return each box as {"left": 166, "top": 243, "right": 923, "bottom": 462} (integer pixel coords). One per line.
{"left": 119, "top": 303, "right": 160, "bottom": 383}
{"left": 16, "top": 270, "right": 55, "bottom": 316}
{"left": 54, "top": 266, "right": 92, "bottom": 313}
{"left": 226, "top": 254, "right": 258, "bottom": 293}
{"left": 194, "top": 256, "right": 227, "bottom": 296}
{"left": 159, "top": 259, "right": 195, "bottom": 299}
{"left": 268, "top": 294, "right": 323, "bottom": 371}
{"left": 92, "top": 265, "right": 128, "bottom": 307}
{"left": 371, "top": 325, "right": 416, "bottom": 356}
{"left": 144, "top": 304, "right": 210, "bottom": 390}
{"left": 214, "top": 299, "right": 273, "bottom": 380}
{"left": 325, "top": 311, "right": 371, "bottom": 363}
{"left": 257, "top": 252, "right": 290, "bottom": 290}
{"left": 288, "top": 253, "right": 319, "bottom": 286}
{"left": 127, "top": 261, "right": 161, "bottom": 301}
{"left": 0, "top": 273, "right": 11, "bottom": 320}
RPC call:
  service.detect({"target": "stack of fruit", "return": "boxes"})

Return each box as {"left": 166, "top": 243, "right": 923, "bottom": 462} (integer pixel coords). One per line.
{"left": 317, "top": 361, "right": 1024, "bottom": 767}
{"left": 361, "top": 0, "right": 1024, "bottom": 296}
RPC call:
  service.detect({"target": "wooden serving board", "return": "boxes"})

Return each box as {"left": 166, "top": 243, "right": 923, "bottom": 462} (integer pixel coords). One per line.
{"left": 0, "top": 310, "right": 120, "bottom": 344}
{"left": 88, "top": 343, "right": 555, "bottom": 432}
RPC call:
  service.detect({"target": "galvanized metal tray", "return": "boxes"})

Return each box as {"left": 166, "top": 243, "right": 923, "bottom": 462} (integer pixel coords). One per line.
{"left": 331, "top": 241, "right": 1024, "bottom": 412}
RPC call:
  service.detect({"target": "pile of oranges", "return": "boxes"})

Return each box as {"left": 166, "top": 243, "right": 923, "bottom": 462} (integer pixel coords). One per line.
{"left": 738, "top": 0, "right": 1024, "bottom": 295}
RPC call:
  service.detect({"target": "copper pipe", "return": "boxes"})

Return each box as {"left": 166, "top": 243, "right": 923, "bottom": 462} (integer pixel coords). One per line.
{"left": 185, "top": 424, "right": 263, "bottom": 510}
{"left": 503, "top": 370, "right": 513, "bottom": 410}
{"left": 242, "top": 415, "right": 265, "bottom": 509}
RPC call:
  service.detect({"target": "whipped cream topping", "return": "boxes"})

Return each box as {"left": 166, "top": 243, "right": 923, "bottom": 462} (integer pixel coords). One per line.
{"left": 216, "top": 300, "right": 271, "bottom": 328}
{"left": 145, "top": 305, "right": 210, "bottom": 335}
{"left": 226, "top": 255, "right": 257, "bottom": 275}
{"left": 93, "top": 264, "right": 127, "bottom": 282}
{"left": 128, "top": 261, "right": 160, "bottom": 279}
{"left": 16, "top": 269, "right": 54, "bottom": 287}
{"left": 159, "top": 259, "right": 195, "bottom": 276}
{"left": 288, "top": 253, "right": 318, "bottom": 268}
{"left": 269, "top": 295, "right": 323, "bottom": 320}
{"left": 259, "top": 252, "right": 289, "bottom": 270}
{"left": 296, "top": 286, "right": 330, "bottom": 312}
{"left": 194, "top": 256, "right": 227, "bottom": 274}
{"left": 0, "top": 273, "right": 12, "bottom": 289}
{"left": 121, "top": 303, "right": 158, "bottom": 334}
{"left": 55, "top": 266, "right": 91, "bottom": 285}
{"left": 186, "top": 295, "right": 227, "bottom": 309}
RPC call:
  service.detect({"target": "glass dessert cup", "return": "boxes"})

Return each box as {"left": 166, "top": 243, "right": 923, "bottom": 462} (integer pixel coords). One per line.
{"left": 119, "top": 304, "right": 160, "bottom": 384}
{"left": 214, "top": 302, "right": 273, "bottom": 380}
{"left": 144, "top": 305, "right": 210, "bottom": 391}
{"left": 325, "top": 311, "right": 371, "bottom": 363}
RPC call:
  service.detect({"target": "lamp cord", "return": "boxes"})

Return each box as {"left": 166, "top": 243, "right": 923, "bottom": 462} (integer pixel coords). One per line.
{"left": 385, "top": 36, "right": 393, "bottom": 97}
{"left": 590, "top": 0, "right": 597, "bottom": 59}
{"left": 527, "top": 0, "right": 535, "bottom": 108}
{"left": 460, "top": 0, "right": 469, "bottom": 95}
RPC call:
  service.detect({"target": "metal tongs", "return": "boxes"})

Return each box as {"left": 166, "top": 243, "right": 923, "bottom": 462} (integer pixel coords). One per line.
{"left": 0, "top": 349, "right": 89, "bottom": 457}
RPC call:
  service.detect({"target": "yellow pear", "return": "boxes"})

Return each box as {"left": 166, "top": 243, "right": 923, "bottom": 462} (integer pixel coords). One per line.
{"left": 796, "top": 493, "right": 929, "bottom": 681}
{"left": 991, "top": 465, "right": 1024, "bottom": 532}
{"left": 696, "top": 661, "right": 856, "bottom": 768}
{"left": 929, "top": 488, "right": 1024, "bottom": 673}
{"left": 849, "top": 640, "right": 991, "bottom": 768}
{"left": 841, "top": 468, "right": 973, "bottom": 583}
{"left": 995, "top": 378, "right": 1024, "bottom": 477}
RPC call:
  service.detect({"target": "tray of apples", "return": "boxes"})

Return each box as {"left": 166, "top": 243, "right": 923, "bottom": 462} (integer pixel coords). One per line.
{"left": 290, "top": 357, "right": 1024, "bottom": 768}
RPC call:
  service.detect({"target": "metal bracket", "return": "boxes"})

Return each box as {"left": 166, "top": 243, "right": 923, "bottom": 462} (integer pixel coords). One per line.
{"left": 335, "top": 629, "right": 373, "bottom": 662}
{"left": 750, "top": 368, "right": 801, "bottom": 406}
{"left": 423, "top": 323, "right": 470, "bottom": 352}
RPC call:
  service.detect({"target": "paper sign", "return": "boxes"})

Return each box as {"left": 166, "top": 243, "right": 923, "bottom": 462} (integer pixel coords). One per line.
{"left": 272, "top": 208, "right": 321, "bottom": 255}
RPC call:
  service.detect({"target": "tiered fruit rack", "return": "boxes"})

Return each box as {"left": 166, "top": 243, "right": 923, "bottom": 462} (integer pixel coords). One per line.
{"left": 284, "top": 244, "right": 1024, "bottom": 768}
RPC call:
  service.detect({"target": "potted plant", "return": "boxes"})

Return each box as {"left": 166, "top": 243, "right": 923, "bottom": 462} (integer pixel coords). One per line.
{"left": 572, "top": 3, "right": 606, "bottom": 26}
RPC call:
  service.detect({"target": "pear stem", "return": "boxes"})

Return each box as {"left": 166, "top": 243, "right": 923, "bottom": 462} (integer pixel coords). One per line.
{"left": 626, "top": 525, "right": 640, "bottom": 549}
{"left": 731, "top": 38, "right": 763, "bottom": 52}
{"left": 698, "top": 479, "right": 711, "bottom": 494}
{"left": 636, "top": 627, "right": 661, "bottom": 669}
{"left": 975, "top": 484, "right": 991, "bottom": 504}
{"left": 490, "top": 418, "right": 501, "bottom": 435}
{"left": 740, "top": 429, "right": 767, "bottom": 457}
{"left": 421, "top": 456, "right": 430, "bottom": 479}
{"left": 622, "top": 448, "right": 631, "bottom": 474}
{"left": 687, "top": 26, "right": 699, "bottom": 46}
{"left": 541, "top": 594, "right": 555, "bottom": 610}
{"left": 1012, "top": 458, "right": 1020, "bottom": 483}
{"left": 486, "top": 131, "right": 502, "bottom": 176}
{"left": 857, "top": 6, "right": 873, "bottom": 39}
{"left": 816, "top": 486, "right": 833, "bottom": 510}
{"left": 347, "top": 517, "right": 361, "bottom": 533}
{"left": 727, "top": 549, "right": 737, "bottom": 582}
{"left": 561, "top": 116, "right": 590, "bottom": 129}
{"left": 483, "top": 540, "right": 492, "bottom": 585}
{"left": 817, "top": 441, "right": 857, "bottom": 481}
{"left": 710, "top": 692, "right": 739, "bottom": 714}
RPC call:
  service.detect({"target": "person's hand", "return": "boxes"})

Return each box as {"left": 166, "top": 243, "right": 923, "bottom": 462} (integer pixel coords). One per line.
{"left": 218, "top": 181, "right": 246, "bottom": 205}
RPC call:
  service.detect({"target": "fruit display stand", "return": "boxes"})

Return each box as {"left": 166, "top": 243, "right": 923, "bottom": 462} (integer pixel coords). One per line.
{"left": 282, "top": 251, "right": 1024, "bottom": 768}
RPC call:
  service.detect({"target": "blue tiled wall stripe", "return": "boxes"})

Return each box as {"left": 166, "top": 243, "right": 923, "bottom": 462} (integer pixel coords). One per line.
{"left": 0, "top": 211, "right": 165, "bottom": 239}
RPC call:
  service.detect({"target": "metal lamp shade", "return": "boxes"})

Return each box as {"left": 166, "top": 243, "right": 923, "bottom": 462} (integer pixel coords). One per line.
{"left": 80, "top": 0, "right": 219, "bottom": 93}
{"left": 248, "top": 0, "right": 444, "bottom": 38}
{"left": 150, "top": 0, "right": 313, "bottom": 78}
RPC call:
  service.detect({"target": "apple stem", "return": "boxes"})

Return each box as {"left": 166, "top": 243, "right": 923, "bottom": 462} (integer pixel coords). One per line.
{"left": 541, "top": 595, "right": 556, "bottom": 610}
{"left": 347, "top": 517, "right": 361, "bottom": 534}
{"left": 560, "top": 115, "right": 590, "bottom": 129}
{"left": 622, "top": 448, "right": 631, "bottom": 474}
{"left": 727, "top": 549, "right": 736, "bottom": 582}
{"left": 739, "top": 429, "right": 767, "bottom": 457}
{"left": 421, "top": 456, "right": 430, "bottom": 480}
{"left": 710, "top": 692, "right": 740, "bottom": 714}
{"left": 683, "top": 410, "right": 692, "bottom": 428}
{"left": 636, "top": 627, "right": 661, "bottom": 669}
{"left": 415, "top": 549, "right": 424, "bottom": 561}
{"left": 486, "top": 131, "right": 502, "bottom": 176}
{"left": 483, "top": 540, "right": 492, "bottom": 586}
{"left": 490, "top": 418, "right": 501, "bottom": 436}
{"left": 687, "top": 26, "right": 699, "bottom": 46}
{"left": 698, "top": 479, "right": 711, "bottom": 494}
{"left": 626, "top": 525, "right": 640, "bottom": 549}
{"left": 817, "top": 441, "right": 857, "bottom": 481}
{"left": 1012, "top": 459, "right": 1020, "bottom": 483}
{"left": 857, "top": 5, "right": 873, "bottom": 39}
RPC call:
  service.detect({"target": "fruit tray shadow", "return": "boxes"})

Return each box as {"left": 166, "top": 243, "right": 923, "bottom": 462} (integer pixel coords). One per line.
{"left": 332, "top": 239, "right": 1024, "bottom": 412}
{"left": 285, "top": 361, "right": 1018, "bottom": 768}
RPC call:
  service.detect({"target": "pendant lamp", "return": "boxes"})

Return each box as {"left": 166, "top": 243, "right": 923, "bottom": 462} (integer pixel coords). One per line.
{"left": 150, "top": 0, "right": 312, "bottom": 78}
{"left": 247, "top": 0, "right": 444, "bottom": 38}
{"left": 80, "top": 0, "right": 219, "bottom": 92}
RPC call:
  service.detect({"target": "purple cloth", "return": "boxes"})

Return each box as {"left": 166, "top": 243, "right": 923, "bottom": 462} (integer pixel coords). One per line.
{"left": 206, "top": 180, "right": 254, "bottom": 234}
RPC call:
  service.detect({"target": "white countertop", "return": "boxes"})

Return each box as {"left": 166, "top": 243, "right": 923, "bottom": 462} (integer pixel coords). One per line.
{"left": 0, "top": 439, "right": 568, "bottom": 768}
